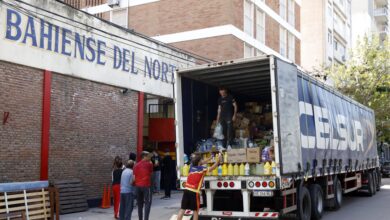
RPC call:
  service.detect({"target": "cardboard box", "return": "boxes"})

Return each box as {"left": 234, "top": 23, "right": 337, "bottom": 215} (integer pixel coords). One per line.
{"left": 241, "top": 118, "right": 250, "bottom": 127}
{"left": 236, "top": 129, "right": 250, "bottom": 138}
{"left": 264, "top": 112, "right": 273, "bottom": 126}
{"left": 246, "top": 147, "right": 261, "bottom": 163}
{"left": 245, "top": 102, "right": 257, "bottom": 107}
{"left": 227, "top": 148, "right": 247, "bottom": 163}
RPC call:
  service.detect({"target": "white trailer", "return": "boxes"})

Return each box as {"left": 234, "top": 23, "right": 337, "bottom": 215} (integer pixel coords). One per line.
{"left": 174, "top": 56, "right": 380, "bottom": 220}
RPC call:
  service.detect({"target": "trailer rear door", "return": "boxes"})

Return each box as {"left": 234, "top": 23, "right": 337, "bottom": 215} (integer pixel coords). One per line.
{"left": 272, "top": 58, "right": 302, "bottom": 175}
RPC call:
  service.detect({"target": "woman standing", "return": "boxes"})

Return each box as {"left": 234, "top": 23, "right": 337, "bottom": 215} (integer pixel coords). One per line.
{"left": 112, "top": 156, "right": 123, "bottom": 219}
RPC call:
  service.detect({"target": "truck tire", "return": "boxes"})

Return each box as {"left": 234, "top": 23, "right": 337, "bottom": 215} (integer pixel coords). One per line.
{"left": 297, "top": 186, "right": 311, "bottom": 220}
{"left": 375, "top": 170, "right": 381, "bottom": 191}
{"left": 309, "top": 184, "right": 324, "bottom": 220}
{"left": 372, "top": 172, "right": 377, "bottom": 195}
{"left": 367, "top": 172, "right": 375, "bottom": 197}
{"left": 332, "top": 177, "right": 343, "bottom": 210}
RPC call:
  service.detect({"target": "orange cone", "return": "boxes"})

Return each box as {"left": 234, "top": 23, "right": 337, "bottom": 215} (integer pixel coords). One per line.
{"left": 100, "top": 184, "right": 110, "bottom": 208}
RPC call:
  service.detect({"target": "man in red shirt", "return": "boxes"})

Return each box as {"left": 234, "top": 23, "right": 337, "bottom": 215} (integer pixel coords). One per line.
{"left": 134, "top": 151, "right": 153, "bottom": 220}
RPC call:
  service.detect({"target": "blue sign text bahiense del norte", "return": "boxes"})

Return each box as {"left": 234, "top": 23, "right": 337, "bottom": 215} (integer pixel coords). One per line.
{"left": 5, "top": 8, "right": 177, "bottom": 84}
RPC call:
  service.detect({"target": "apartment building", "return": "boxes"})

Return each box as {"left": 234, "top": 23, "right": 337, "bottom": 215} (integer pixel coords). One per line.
{"left": 301, "top": 0, "right": 352, "bottom": 72}
{"left": 351, "top": 0, "right": 389, "bottom": 47}
{"left": 63, "top": 0, "right": 302, "bottom": 65}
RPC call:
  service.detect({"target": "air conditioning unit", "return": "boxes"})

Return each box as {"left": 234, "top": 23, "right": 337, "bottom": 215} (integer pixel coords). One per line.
{"left": 108, "top": 0, "right": 120, "bottom": 8}
{"left": 342, "top": 56, "right": 346, "bottom": 61}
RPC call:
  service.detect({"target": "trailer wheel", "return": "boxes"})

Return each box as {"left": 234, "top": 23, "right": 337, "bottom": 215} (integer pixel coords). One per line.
{"left": 332, "top": 177, "right": 343, "bottom": 210}
{"left": 297, "top": 186, "right": 311, "bottom": 220}
{"left": 367, "top": 172, "right": 375, "bottom": 197}
{"left": 376, "top": 170, "right": 382, "bottom": 191}
{"left": 309, "top": 184, "right": 324, "bottom": 220}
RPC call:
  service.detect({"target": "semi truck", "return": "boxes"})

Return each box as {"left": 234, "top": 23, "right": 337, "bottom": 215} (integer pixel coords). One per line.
{"left": 173, "top": 56, "right": 380, "bottom": 220}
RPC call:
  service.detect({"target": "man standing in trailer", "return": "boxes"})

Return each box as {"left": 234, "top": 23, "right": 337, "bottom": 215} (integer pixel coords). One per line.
{"left": 216, "top": 87, "right": 238, "bottom": 147}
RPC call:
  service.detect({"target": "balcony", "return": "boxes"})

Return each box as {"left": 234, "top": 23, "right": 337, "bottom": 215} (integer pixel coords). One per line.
{"left": 333, "top": 0, "right": 347, "bottom": 18}
{"left": 378, "top": 25, "right": 389, "bottom": 41}
{"left": 375, "top": 0, "right": 388, "bottom": 7}
{"left": 374, "top": 7, "right": 389, "bottom": 23}
{"left": 334, "top": 50, "right": 346, "bottom": 63}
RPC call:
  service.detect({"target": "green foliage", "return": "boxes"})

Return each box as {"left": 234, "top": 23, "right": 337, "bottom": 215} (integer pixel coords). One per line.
{"left": 326, "top": 35, "right": 390, "bottom": 142}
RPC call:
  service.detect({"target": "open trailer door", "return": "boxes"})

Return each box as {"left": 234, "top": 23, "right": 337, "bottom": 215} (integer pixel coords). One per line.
{"left": 271, "top": 57, "right": 302, "bottom": 175}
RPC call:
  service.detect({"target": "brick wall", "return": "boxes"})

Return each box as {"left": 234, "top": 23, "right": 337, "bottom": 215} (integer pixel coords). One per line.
{"left": 0, "top": 61, "right": 42, "bottom": 182}
{"left": 0, "top": 61, "right": 138, "bottom": 200}
{"left": 295, "top": 2, "right": 301, "bottom": 32}
{"left": 128, "top": 0, "right": 242, "bottom": 36}
{"left": 266, "top": 0, "right": 279, "bottom": 14}
{"left": 49, "top": 73, "right": 138, "bottom": 200}
{"left": 171, "top": 35, "right": 244, "bottom": 62}
{"left": 295, "top": 38, "right": 301, "bottom": 65}
{"left": 265, "top": 14, "right": 280, "bottom": 53}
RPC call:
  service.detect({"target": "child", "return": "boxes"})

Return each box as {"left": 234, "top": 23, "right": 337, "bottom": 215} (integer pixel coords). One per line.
{"left": 177, "top": 153, "right": 221, "bottom": 220}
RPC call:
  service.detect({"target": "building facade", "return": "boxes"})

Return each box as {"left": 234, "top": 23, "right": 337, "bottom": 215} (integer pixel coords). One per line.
{"left": 351, "top": 0, "right": 389, "bottom": 47}
{"left": 67, "top": 0, "right": 302, "bottom": 65}
{"left": 301, "top": 0, "right": 352, "bottom": 72}
{"left": 0, "top": 0, "right": 195, "bottom": 203}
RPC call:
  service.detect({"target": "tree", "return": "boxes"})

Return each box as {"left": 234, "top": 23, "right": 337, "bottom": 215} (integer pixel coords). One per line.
{"left": 326, "top": 35, "right": 390, "bottom": 142}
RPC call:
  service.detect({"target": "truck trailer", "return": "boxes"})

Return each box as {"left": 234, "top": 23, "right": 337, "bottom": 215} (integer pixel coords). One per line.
{"left": 174, "top": 56, "right": 380, "bottom": 220}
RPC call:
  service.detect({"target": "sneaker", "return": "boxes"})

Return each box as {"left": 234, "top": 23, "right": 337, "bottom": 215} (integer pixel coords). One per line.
{"left": 163, "top": 196, "right": 171, "bottom": 200}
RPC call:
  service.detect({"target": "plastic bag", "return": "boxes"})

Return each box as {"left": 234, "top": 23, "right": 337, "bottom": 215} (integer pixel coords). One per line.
{"left": 213, "top": 123, "right": 224, "bottom": 140}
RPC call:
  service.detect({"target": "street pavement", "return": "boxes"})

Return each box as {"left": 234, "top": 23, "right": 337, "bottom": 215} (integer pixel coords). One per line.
{"left": 61, "top": 191, "right": 182, "bottom": 220}
{"left": 322, "top": 177, "right": 390, "bottom": 220}
{"left": 61, "top": 178, "right": 390, "bottom": 220}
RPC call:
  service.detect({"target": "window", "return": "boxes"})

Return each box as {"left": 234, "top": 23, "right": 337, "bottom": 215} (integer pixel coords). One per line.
{"left": 287, "top": 0, "right": 295, "bottom": 26}
{"left": 288, "top": 33, "right": 295, "bottom": 62}
{"left": 244, "top": 43, "right": 254, "bottom": 58}
{"left": 111, "top": 8, "right": 127, "bottom": 28}
{"left": 280, "top": 0, "right": 287, "bottom": 20}
{"left": 327, "top": 4, "right": 333, "bottom": 25}
{"left": 327, "top": 31, "right": 332, "bottom": 45}
{"left": 334, "top": 40, "right": 338, "bottom": 51}
{"left": 256, "top": 9, "right": 265, "bottom": 43}
{"left": 244, "top": 0, "right": 254, "bottom": 36}
{"left": 279, "top": 27, "right": 287, "bottom": 57}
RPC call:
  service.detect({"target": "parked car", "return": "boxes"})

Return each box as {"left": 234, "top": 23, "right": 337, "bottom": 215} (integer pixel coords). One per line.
{"left": 381, "top": 161, "right": 390, "bottom": 177}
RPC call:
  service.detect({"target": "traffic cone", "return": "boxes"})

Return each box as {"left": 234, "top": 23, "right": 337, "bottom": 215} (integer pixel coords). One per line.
{"left": 100, "top": 184, "right": 110, "bottom": 208}
{"left": 106, "top": 185, "right": 111, "bottom": 206}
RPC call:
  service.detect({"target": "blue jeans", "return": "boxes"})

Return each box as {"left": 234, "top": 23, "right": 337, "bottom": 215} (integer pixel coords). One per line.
{"left": 135, "top": 187, "right": 152, "bottom": 220}
{"left": 152, "top": 171, "right": 161, "bottom": 192}
{"left": 120, "top": 192, "right": 134, "bottom": 220}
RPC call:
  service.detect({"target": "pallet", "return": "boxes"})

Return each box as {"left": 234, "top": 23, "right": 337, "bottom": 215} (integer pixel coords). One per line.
{"left": 0, "top": 188, "right": 52, "bottom": 220}
{"left": 52, "top": 179, "right": 88, "bottom": 215}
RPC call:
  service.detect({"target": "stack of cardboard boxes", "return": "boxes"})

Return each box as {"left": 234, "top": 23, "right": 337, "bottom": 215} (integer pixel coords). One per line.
{"left": 210, "top": 102, "right": 273, "bottom": 140}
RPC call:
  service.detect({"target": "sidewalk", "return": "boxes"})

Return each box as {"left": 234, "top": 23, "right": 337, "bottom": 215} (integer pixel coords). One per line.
{"left": 61, "top": 191, "right": 182, "bottom": 220}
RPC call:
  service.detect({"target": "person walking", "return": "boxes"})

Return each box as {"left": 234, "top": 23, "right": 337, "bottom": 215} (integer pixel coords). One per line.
{"left": 160, "top": 150, "right": 172, "bottom": 200}
{"left": 133, "top": 151, "right": 153, "bottom": 220}
{"left": 120, "top": 160, "right": 135, "bottom": 220}
{"left": 176, "top": 153, "right": 221, "bottom": 220}
{"left": 112, "top": 156, "right": 123, "bottom": 219}
{"left": 151, "top": 149, "right": 161, "bottom": 194}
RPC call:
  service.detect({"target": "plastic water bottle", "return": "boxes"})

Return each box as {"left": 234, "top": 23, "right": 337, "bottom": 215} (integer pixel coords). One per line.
{"left": 264, "top": 162, "right": 271, "bottom": 175}
{"left": 244, "top": 163, "right": 250, "bottom": 176}
{"left": 227, "top": 163, "right": 234, "bottom": 176}
{"left": 239, "top": 163, "right": 245, "bottom": 176}
{"left": 233, "top": 163, "right": 239, "bottom": 175}
{"left": 183, "top": 164, "right": 190, "bottom": 177}
{"left": 218, "top": 165, "right": 222, "bottom": 176}
{"left": 222, "top": 164, "right": 228, "bottom": 176}
{"left": 271, "top": 161, "right": 276, "bottom": 174}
